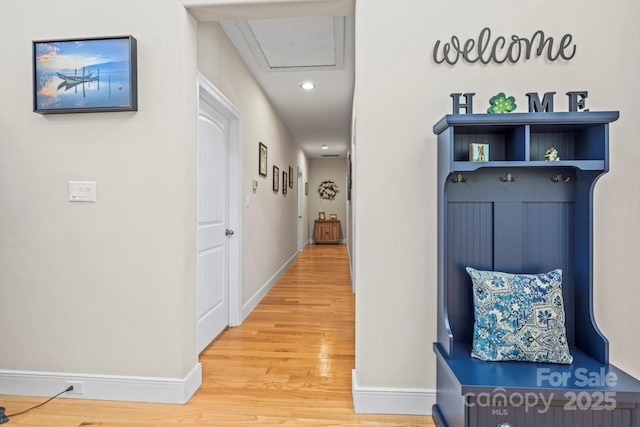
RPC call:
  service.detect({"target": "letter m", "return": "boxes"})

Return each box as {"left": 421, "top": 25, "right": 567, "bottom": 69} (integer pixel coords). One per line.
{"left": 526, "top": 92, "right": 556, "bottom": 113}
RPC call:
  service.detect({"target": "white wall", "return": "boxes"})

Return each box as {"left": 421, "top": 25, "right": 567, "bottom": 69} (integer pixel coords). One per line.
{"left": 196, "top": 22, "right": 309, "bottom": 305}
{"left": 309, "top": 158, "right": 347, "bottom": 241}
{"left": 354, "top": 0, "right": 640, "bottom": 392}
{"left": 0, "top": 2, "right": 310, "bottom": 401}
{"left": 0, "top": 0, "right": 198, "bottom": 381}
{"left": 3, "top": 0, "right": 637, "bottom": 411}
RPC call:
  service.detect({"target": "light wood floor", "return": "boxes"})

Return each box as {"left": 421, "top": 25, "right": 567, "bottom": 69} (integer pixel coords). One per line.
{"left": 1, "top": 244, "right": 434, "bottom": 426}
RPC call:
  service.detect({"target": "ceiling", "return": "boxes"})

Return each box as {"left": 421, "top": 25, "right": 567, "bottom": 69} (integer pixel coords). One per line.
{"left": 219, "top": 15, "right": 355, "bottom": 158}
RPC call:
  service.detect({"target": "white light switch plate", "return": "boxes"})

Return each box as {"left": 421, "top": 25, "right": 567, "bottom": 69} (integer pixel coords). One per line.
{"left": 69, "top": 181, "right": 96, "bottom": 202}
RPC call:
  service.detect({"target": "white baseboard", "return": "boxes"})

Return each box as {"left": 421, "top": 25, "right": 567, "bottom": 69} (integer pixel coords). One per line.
{"left": 347, "top": 243, "right": 355, "bottom": 293}
{"left": 0, "top": 363, "right": 202, "bottom": 404}
{"left": 241, "top": 251, "right": 298, "bottom": 321}
{"left": 351, "top": 369, "right": 435, "bottom": 415}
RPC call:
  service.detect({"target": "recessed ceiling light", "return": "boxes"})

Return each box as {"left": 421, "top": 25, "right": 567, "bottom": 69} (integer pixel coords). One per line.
{"left": 321, "top": 145, "right": 328, "bottom": 150}
{"left": 300, "top": 82, "right": 316, "bottom": 90}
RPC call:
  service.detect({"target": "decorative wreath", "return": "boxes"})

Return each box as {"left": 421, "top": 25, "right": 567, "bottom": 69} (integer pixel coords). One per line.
{"left": 318, "top": 180, "right": 339, "bottom": 200}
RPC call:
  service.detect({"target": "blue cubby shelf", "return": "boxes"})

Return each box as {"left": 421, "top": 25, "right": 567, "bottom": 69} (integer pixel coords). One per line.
{"left": 432, "top": 111, "right": 620, "bottom": 135}
{"left": 433, "top": 112, "right": 640, "bottom": 427}
{"left": 450, "top": 160, "right": 606, "bottom": 172}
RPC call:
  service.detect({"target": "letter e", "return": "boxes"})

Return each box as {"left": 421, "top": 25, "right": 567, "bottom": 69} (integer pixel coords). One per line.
{"left": 567, "top": 91, "right": 589, "bottom": 112}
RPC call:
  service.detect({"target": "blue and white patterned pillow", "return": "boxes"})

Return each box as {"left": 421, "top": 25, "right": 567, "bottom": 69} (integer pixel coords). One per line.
{"left": 466, "top": 267, "right": 573, "bottom": 364}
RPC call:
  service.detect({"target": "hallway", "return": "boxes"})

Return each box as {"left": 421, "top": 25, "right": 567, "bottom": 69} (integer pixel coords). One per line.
{"left": 1, "top": 245, "right": 434, "bottom": 426}
{"left": 192, "top": 243, "right": 433, "bottom": 425}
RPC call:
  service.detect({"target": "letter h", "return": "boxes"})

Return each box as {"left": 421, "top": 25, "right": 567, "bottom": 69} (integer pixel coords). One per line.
{"left": 451, "top": 93, "right": 475, "bottom": 114}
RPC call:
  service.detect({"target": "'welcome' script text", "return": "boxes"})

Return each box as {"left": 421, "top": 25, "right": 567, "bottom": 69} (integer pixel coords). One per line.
{"left": 433, "top": 27, "right": 576, "bottom": 65}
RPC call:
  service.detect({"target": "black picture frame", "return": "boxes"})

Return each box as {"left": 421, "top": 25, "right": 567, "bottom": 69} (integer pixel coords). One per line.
{"left": 288, "top": 166, "right": 294, "bottom": 188}
{"left": 259, "top": 142, "right": 268, "bottom": 177}
{"left": 33, "top": 35, "right": 138, "bottom": 114}
{"left": 273, "top": 166, "right": 279, "bottom": 192}
{"left": 347, "top": 154, "right": 352, "bottom": 201}
{"left": 283, "top": 171, "right": 288, "bottom": 195}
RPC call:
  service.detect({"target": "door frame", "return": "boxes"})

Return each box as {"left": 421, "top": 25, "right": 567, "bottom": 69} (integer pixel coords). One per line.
{"left": 196, "top": 72, "right": 242, "bottom": 328}
{"left": 297, "top": 167, "right": 304, "bottom": 252}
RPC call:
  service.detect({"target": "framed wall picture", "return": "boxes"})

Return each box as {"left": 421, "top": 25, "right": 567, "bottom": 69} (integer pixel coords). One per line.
{"left": 469, "top": 143, "right": 490, "bottom": 162}
{"left": 347, "top": 154, "right": 352, "bottom": 201}
{"left": 259, "top": 142, "right": 268, "bottom": 177}
{"left": 273, "top": 166, "right": 279, "bottom": 192}
{"left": 288, "top": 166, "right": 294, "bottom": 188}
{"left": 33, "top": 35, "right": 137, "bottom": 114}
{"left": 283, "top": 171, "right": 288, "bottom": 195}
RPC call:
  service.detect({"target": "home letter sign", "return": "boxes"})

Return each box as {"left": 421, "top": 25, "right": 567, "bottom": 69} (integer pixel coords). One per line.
{"left": 450, "top": 91, "right": 589, "bottom": 114}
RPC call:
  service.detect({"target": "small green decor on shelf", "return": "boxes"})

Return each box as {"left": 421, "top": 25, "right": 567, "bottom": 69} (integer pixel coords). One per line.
{"left": 487, "top": 92, "right": 517, "bottom": 114}
{"left": 545, "top": 147, "right": 560, "bottom": 161}
{"left": 318, "top": 180, "right": 339, "bottom": 200}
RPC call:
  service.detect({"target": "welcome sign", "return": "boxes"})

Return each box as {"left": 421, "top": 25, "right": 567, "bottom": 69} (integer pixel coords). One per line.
{"left": 433, "top": 27, "right": 577, "bottom": 65}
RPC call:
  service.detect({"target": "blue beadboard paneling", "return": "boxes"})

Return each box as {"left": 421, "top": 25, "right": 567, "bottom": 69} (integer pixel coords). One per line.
{"left": 523, "top": 202, "right": 575, "bottom": 345}
{"left": 446, "top": 202, "right": 493, "bottom": 344}
{"left": 470, "top": 396, "right": 638, "bottom": 426}
{"left": 530, "top": 131, "right": 576, "bottom": 161}
{"left": 454, "top": 132, "right": 506, "bottom": 162}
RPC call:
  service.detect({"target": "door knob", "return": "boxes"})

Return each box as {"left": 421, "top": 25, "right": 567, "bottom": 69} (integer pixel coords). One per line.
{"left": 225, "top": 229, "right": 235, "bottom": 236}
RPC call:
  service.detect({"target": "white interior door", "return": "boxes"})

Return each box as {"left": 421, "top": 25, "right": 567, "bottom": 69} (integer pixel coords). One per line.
{"left": 297, "top": 168, "right": 304, "bottom": 252}
{"left": 197, "top": 91, "right": 230, "bottom": 353}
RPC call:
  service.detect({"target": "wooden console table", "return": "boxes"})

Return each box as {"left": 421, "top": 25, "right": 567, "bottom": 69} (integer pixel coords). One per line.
{"left": 314, "top": 220, "right": 340, "bottom": 244}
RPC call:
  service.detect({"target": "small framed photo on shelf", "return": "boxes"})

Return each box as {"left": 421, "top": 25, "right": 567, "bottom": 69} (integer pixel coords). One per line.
{"left": 283, "top": 171, "right": 288, "bottom": 195}
{"left": 469, "top": 143, "right": 489, "bottom": 162}
{"left": 329, "top": 214, "right": 337, "bottom": 220}
{"left": 273, "top": 166, "right": 279, "bottom": 192}
{"left": 318, "top": 212, "right": 326, "bottom": 220}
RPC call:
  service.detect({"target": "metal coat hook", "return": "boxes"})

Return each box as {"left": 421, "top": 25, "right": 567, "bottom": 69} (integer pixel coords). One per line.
{"left": 451, "top": 173, "right": 467, "bottom": 183}
{"left": 500, "top": 172, "right": 517, "bottom": 182}
{"left": 551, "top": 173, "right": 571, "bottom": 183}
